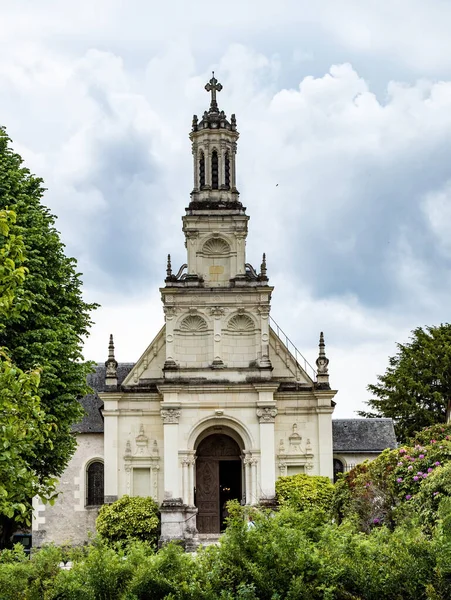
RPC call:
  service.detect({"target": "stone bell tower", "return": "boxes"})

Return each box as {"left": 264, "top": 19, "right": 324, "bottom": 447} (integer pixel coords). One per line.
{"left": 161, "top": 73, "right": 272, "bottom": 377}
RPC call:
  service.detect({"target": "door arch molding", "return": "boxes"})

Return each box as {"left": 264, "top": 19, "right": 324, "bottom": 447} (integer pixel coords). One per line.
{"left": 187, "top": 416, "right": 253, "bottom": 452}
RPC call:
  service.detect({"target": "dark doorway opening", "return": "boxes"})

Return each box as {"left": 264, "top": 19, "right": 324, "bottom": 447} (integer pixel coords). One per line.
{"left": 333, "top": 458, "right": 344, "bottom": 483}
{"left": 219, "top": 460, "right": 241, "bottom": 531}
{"left": 196, "top": 433, "right": 242, "bottom": 534}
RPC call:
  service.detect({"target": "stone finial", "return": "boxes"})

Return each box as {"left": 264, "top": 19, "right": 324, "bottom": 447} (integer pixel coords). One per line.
{"left": 166, "top": 254, "right": 172, "bottom": 279}
{"left": 316, "top": 331, "right": 330, "bottom": 389}
{"left": 205, "top": 71, "right": 223, "bottom": 113}
{"left": 260, "top": 253, "right": 267, "bottom": 280}
{"left": 105, "top": 334, "right": 118, "bottom": 386}
{"left": 231, "top": 113, "right": 236, "bottom": 128}
{"left": 192, "top": 114, "right": 198, "bottom": 131}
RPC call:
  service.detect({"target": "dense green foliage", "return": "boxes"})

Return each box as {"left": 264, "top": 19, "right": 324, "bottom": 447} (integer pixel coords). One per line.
{"left": 96, "top": 496, "right": 160, "bottom": 546}
{"left": 2, "top": 501, "right": 451, "bottom": 599}
{"left": 0, "top": 209, "right": 56, "bottom": 527}
{"left": 0, "top": 127, "right": 97, "bottom": 481}
{"left": 359, "top": 324, "right": 451, "bottom": 442}
{"left": 0, "top": 128, "right": 97, "bottom": 541}
{"left": 276, "top": 473, "right": 334, "bottom": 514}
{"left": 333, "top": 423, "right": 451, "bottom": 532}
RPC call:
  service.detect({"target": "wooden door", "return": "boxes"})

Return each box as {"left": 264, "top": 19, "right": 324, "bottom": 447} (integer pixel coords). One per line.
{"left": 196, "top": 458, "right": 220, "bottom": 533}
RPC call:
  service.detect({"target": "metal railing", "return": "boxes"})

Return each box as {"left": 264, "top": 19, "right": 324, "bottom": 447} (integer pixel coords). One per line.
{"left": 269, "top": 315, "right": 317, "bottom": 382}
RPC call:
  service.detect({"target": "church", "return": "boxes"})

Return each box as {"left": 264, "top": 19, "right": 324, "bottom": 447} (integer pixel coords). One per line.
{"left": 32, "top": 75, "right": 396, "bottom": 548}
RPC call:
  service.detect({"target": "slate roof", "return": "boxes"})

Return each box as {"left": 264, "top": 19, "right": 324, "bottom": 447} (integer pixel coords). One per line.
{"left": 73, "top": 363, "right": 134, "bottom": 434}
{"left": 333, "top": 419, "right": 397, "bottom": 453}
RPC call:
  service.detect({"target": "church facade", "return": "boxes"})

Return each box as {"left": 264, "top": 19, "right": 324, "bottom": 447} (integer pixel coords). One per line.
{"left": 32, "top": 76, "right": 396, "bottom": 548}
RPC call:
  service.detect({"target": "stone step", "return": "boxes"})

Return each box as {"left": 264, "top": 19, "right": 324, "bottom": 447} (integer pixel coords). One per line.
{"left": 197, "top": 533, "right": 221, "bottom": 547}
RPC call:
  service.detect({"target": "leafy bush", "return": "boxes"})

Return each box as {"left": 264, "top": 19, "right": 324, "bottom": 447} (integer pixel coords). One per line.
{"left": 333, "top": 423, "right": 451, "bottom": 532}
{"left": 0, "top": 544, "right": 62, "bottom": 600}
{"left": 276, "top": 473, "right": 334, "bottom": 514}
{"left": 96, "top": 495, "right": 160, "bottom": 546}
{"left": 3, "top": 506, "right": 451, "bottom": 599}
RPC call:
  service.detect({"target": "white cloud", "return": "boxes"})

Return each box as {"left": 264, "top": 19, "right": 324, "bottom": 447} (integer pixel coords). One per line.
{"left": 1, "top": 7, "right": 451, "bottom": 417}
{"left": 423, "top": 181, "right": 451, "bottom": 258}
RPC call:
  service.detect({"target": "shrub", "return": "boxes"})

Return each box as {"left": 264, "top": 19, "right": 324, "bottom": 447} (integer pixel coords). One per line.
{"left": 96, "top": 495, "right": 159, "bottom": 546}
{"left": 333, "top": 423, "right": 451, "bottom": 532}
{"left": 276, "top": 473, "right": 334, "bottom": 514}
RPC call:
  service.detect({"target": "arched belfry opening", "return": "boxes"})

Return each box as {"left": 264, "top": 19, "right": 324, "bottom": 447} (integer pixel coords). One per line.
{"left": 195, "top": 432, "right": 243, "bottom": 533}
{"left": 211, "top": 150, "right": 219, "bottom": 189}
{"left": 224, "top": 151, "right": 230, "bottom": 189}
{"left": 199, "top": 151, "right": 205, "bottom": 188}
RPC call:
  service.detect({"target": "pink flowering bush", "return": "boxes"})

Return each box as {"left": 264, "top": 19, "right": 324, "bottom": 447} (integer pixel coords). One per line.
{"left": 332, "top": 423, "right": 451, "bottom": 532}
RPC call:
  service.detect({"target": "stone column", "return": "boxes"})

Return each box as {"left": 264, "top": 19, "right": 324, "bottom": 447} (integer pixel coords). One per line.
{"left": 256, "top": 407, "right": 277, "bottom": 499}
{"left": 231, "top": 142, "right": 237, "bottom": 190}
{"left": 244, "top": 454, "right": 252, "bottom": 505}
{"left": 181, "top": 457, "right": 189, "bottom": 505}
{"left": 251, "top": 458, "right": 258, "bottom": 504}
{"left": 184, "top": 230, "right": 199, "bottom": 276}
{"left": 210, "top": 307, "right": 225, "bottom": 367}
{"left": 102, "top": 398, "right": 119, "bottom": 503}
{"left": 257, "top": 306, "right": 271, "bottom": 368}
{"left": 235, "top": 233, "right": 246, "bottom": 276}
{"left": 163, "top": 307, "right": 177, "bottom": 368}
{"left": 205, "top": 144, "right": 211, "bottom": 188}
{"left": 188, "top": 456, "right": 195, "bottom": 506}
{"left": 192, "top": 143, "right": 198, "bottom": 190}
{"left": 317, "top": 403, "right": 334, "bottom": 479}
{"left": 255, "top": 383, "right": 279, "bottom": 502}
{"left": 160, "top": 406, "right": 181, "bottom": 499}
{"left": 219, "top": 142, "right": 225, "bottom": 188}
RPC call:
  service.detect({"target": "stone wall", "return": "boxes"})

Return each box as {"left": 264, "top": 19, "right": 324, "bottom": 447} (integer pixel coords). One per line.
{"left": 32, "top": 433, "right": 104, "bottom": 547}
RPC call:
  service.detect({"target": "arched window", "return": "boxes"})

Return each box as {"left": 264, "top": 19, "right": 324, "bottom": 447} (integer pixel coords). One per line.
{"left": 333, "top": 458, "right": 344, "bottom": 483}
{"left": 224, "top": 152, "right": 230, "bottom": 189}
{"left": 86, "top": 461, "right": 104, "bottom": 506}
{"left": 211, "top": 150, "right": 219, "bottom": 189}
{"left": 199, "top": 151, "right": 205, "bottom": 188}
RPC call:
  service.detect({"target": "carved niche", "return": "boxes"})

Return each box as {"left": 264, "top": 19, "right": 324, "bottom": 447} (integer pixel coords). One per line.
{"left": 179, "top": 315, "right": 208, "bottom": 333}
{"left": 227, "top": 314, "right": 254, "bottom": 333}
{"left": 202, "top": 237, "right": 230, "bottom": 256}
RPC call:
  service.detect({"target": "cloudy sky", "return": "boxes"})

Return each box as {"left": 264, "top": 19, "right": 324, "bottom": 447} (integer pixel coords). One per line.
{"left": 2, "top": 0, "right": 451, "bottom": 417}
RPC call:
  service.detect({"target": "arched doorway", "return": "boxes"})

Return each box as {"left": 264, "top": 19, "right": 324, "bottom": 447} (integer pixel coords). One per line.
{"left": 195, "top": 433, "right": 242, "bottom": 533}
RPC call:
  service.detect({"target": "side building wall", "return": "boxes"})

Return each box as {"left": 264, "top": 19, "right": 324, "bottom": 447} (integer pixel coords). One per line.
{"left": 32, "top": 433, "right": 104, "bottom": 547}
{"left": 333, "top": 452, "right": 380, "bottom": 471}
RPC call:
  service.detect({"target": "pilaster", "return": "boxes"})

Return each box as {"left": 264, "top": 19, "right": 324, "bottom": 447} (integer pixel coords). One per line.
{"left": 102, "top": 396, "right": 120, "bottom": 503}
{"left": 254, "top": 383, "right": 279, "bottom": 500}
{"left": 160, "top": 401, "right": 181, "bottom": 499}
{"left": 210, "top": 306, "right": 225, "bottom": 367}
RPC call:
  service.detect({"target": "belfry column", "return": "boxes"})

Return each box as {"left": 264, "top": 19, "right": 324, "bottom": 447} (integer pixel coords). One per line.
{"left": 255, "top": 384, "right": 279, "bottom": 502}
{"left": 231, "top": 141, "right": 237, "bottom": 189}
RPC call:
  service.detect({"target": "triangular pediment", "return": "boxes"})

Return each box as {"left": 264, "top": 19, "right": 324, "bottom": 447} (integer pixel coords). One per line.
{"left": 122, "top": 326, "right": 166, "bottom": 386}
{"left": 121, "top": 324, "right": 316, "bottom": 387}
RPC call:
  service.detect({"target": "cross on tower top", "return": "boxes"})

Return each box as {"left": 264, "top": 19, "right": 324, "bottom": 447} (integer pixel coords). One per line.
{"left": 205, "top": 71, "right": 223, "bottom": 112}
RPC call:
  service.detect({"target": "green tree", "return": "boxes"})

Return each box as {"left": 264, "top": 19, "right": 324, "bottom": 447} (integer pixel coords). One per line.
{"left": 359, "top": 324, "right": 451, "bottom": 442}
{"left": 0, "top": 209, "right": 56, "bottom": 542}
{"left": 0, "top": 128, "right": 97, "bottom": 542}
